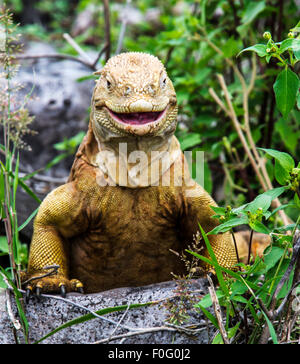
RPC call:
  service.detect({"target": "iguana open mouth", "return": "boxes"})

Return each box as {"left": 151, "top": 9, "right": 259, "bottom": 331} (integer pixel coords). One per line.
{"left": 107, "top": 107, "right": 167, "bottom": 125}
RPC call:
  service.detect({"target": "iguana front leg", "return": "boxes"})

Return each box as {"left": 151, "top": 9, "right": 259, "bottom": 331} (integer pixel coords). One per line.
{"left": 22, "top": 183, "right": 86, "bottom": 298}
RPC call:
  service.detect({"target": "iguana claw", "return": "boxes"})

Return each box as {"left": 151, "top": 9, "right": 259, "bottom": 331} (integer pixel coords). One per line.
{"left": 21, "top": 272, "right": 84, "bottom": 301}
{"left": 59, "top": 284, "right": 66, "bottom": 298}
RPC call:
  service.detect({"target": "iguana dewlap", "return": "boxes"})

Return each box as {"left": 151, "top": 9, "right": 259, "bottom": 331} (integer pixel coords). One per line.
{"left": 23, "top": 52, "right": 237, "bottom": 295}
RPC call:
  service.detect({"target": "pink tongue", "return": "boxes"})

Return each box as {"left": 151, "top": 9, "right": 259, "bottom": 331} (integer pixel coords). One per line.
{"left": 118, "top": 111, "right": 161, "bottom": 125}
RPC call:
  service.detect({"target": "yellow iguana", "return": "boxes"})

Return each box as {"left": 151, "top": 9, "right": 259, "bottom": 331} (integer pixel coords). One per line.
{"left": 22, "top": 52, "right": 237, "bottom": 296}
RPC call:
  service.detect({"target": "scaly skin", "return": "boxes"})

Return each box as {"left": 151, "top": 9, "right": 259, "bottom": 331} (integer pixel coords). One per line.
{"left": 22, "top": 53, "right": 237, "bottom": 295}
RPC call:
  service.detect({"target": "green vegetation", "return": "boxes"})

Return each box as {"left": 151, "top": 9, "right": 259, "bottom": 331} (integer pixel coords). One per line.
{"left": 0, "top": 0, "right": 299, "bottom": 344}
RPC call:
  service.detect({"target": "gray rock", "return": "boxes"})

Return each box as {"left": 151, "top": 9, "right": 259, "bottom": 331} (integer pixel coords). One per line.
{"left": 0, "top": 278, "right": 215, "bottom": 344}
{"left": 4, "top": 41, "right": 95, "bottom": 239}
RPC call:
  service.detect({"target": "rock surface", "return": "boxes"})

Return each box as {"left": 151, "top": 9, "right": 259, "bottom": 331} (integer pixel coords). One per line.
{"left": 5, "top": 41, "right": 95, "bottom": 240}
{"left": 0, "top": 278, "right": 215, "bottom": 344}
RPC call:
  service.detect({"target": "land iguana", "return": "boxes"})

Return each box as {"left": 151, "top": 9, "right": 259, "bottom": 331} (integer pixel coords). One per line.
{"left": 22, "top": 52, "right": 238, "bottom": 296}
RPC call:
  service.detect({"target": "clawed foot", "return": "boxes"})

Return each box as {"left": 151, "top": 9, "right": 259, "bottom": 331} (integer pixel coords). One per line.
{"left": 20, "top": 268, "right": 84, "bottom": 302}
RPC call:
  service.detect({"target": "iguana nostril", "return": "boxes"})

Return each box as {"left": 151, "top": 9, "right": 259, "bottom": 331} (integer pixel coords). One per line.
{"left": 48, "top": 99, "right": 56, "bottom": 105}
{"left": 64, "top": 99, "right": 71, "bottom": 107}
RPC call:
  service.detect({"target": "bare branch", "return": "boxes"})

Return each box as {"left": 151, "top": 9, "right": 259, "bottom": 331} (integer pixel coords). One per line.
{"left": 207, "top": 274, "right": 229, "bottom": 344}
{"left": 63, "top": 33, "right": 93, "bottom": 63}
{"left": 115, "top": 0, "right": 132, "bottom": 54}
{"left": 16, "top": 53, "right": 97, "bottom": 71}
{"left": 102, "top": 0, "right": 111, "bottom": 62}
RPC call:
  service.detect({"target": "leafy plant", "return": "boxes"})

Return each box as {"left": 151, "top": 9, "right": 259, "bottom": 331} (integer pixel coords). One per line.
{"left": 190, "top": 221, "right": 299, "bottom": 344}
{"left": 0, "top": 6, "right": 37, "bottom": 343}
{"left": 239, "top": 22, "right": 300, "bottom": 120}
{"left": 188, "top": 150, "right": 300, "bottom": 344}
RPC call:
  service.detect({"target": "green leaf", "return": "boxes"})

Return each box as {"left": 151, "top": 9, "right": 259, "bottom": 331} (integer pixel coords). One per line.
{"left": 18, "top": 207, "right": 39, "bottom": 232}
{"left": 274, "top": 159, "right": 290, "bottom": 185}
{"left": 269, "top": 203, "right": 292, "bottom": 218}
{"left": 54, "top": 132, "right": 85, "bottom": 152}
{"left": 240, "top": 1, "right": 266, "bottom": 25}
{"left": 294, "top": 193, "right": 300, "bottom": 209}
{"left": 210, "top": 206, "right": 226, "bottom": 215}
{"left": 255, "top": 246, "right": 285, "bottom": 274}
{"left": 0, "top": 236, "right": 28, "bottom": 263}
{"left": 275, "top": 117, "right": 299, "bottom": 153}
{"left": 297, "top": 91, "right": 300, "bottom": 110}
{"left": 13, "top": 152, "right": 20, "bottom": 212}
{"left": 178, "top": 133, "right": 201, "bottom": 151}
{"left": 197, "top": 304, "right": 219, "bottom": 329}
{"left": 208, "top": 216, "right": 249, "bottom": 235}
{"left": 223, "top": 37, "right": 242, "bottom": 58}
{"left": 264, "top": 186, "right": 287, "bottom": 200}
{"left": 230, "top": 280, "right": 249, "bottom": 296}
{"left": 258, "top": 148, "right": 295, "bottom": 172}
{"left": 231, "top": 295, "right": 249, "bottom": 304}
{"left": 2, "top": 165, "right": 41, "bottom": 204}
{"left": 203, "top": 161, "right": 212, "bottom": 194}
{"left": 189, "top": 252, "right": 261, "bottom": 291}
{"left": 279, "top": 39, "right": 300, "bottom": 55}
{"left": 273, "top": 68, "right": 300, "bottom": 119}
{"left": 212, "top": 332, "right": 224, "bottom": 344}
{"left": 0, "top": 169, "right": 4, "bottom": 219}
{"left": 262, "top": 311, "right": 278, "bottom": 344}
{"left": 246, "top": 194, "right": 271, "bottom": 214}
{"left": 197, "top": 224, "right": 229, "bottom": 295}
{"left": 195, "top": 290, "right": 225, "bottom": 308}
{"left": 237, "top": 44, "right": 268, "bottom": 58}
{"left": 212, "top": 322, "right": 240, "bottom": 344}
{"left": 249, "top": 220, "right": 270, "bottom": 234}
{"left": 0, "top": 236, "right": 9, "bottom": 253}
{"left": 245, "top": 187, "right": 286, "bottom": 213}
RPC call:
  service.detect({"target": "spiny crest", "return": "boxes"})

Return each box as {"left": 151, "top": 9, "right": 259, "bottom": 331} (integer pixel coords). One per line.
{"left": 102, "top": 52, "right": 165, "bottom": 74}
{"left": 97, "top": 52, "right": 166, "bottom": 89}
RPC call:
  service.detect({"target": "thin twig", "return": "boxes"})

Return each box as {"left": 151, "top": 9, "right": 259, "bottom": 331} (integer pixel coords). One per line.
{"left": 216, "top": 74, "right": 268, "bottom": 191}
{"left": 102, "top": 0, "right": 111, "bottom": 62}
{"left": 92, "top": 43, "right": 108, "bottom": 69}
{"left": 107, "top": 301, "right": 131, "bottom": 342}
{"left": 205, "top": 34, "right": 291, "bottom": 226}
{"left": 18, "top": 172, "right": 67, "bottom": 184}
{"left": 247, "top": 229, "right": 254, "bottom": 265}
{"left": 21, "top": 265, "right": 60, "bottom": 286}
{"left": 92, "top": 326, "right": 177, "bottom": 344}
{"left": 63, "top": 33, "right": 93, "bottom": 63}
{"left": 17, "top": 287, "right": 138, "bottom": 331}
{"left": 274, "top": 280, "right": 300, "bottom": 318}
{"left": 16, "top": 53, "right": 97, "bottom": 70}
{"left": 231, "top": 230, "right": 240, "bottom": 265}
{"left": 207, "top": 274, "right": 229, "bottom": 344}
{"left": 92, "top": 325, "right": 204, "bottom": 344}
{"left": 5, "top": 288, "right": 21, "bottom": 331}
{"left": 115, "top": 0, "right": 131, "bottom": 54}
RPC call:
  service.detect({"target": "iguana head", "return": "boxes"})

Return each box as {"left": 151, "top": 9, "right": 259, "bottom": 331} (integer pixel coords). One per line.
{"left": 92, "top": 52, "right": 178, "bottom": 139}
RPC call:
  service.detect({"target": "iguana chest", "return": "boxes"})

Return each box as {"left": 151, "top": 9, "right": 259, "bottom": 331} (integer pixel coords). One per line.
{"left": 69, "top": 185, "right": 186, "bottom": 293}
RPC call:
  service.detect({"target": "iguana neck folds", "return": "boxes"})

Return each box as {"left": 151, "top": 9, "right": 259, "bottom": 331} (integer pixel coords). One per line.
{"left": 89, "top": 52, "right": 180, "bottom": 188}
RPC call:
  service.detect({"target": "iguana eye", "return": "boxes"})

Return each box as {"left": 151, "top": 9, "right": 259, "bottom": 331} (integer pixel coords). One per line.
{"left": 107, "top": 79, "right": 112, "bottom": 89}
{"left": 160, "top": 76, "right": 167, "bottom": 89}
